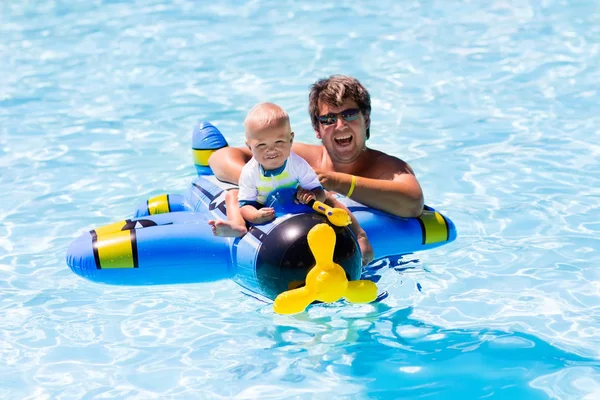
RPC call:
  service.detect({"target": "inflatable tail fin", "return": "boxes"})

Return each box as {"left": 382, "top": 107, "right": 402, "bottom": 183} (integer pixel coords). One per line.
{"left": 192, "top": 121, "right": 228, "bottom": 176}
{"left": 133, "top": 194, "right": 190, "bottom": 218}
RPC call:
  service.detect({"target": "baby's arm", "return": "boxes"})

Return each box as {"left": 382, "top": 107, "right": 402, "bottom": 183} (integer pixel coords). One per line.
{"left": 238, "top": 162, "right": 276, "bottom": 224}
{"left": 293, "top": 153, "right": 326, "bottom": 204}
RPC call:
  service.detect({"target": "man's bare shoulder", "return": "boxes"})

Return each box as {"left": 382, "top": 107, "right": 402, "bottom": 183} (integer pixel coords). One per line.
{"left": 366, "top": 148, "right": 416, "bottom": 179}
{"left": 292, "top": 142, "right": 323, "bottom": 167}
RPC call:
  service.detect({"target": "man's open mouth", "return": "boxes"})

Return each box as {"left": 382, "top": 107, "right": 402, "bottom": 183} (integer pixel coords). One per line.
{"left": 334, "top": 135, "right": 353, "bottom": 146}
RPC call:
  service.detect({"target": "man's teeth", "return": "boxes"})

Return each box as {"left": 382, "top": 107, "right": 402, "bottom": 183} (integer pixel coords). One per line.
{"left": 335, "top": 136, "right": 352, "bottom": 143}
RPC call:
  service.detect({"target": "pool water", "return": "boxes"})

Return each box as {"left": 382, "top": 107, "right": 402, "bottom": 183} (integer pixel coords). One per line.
{"left": 2, "top": 1, "right": 600, "bottom": 398}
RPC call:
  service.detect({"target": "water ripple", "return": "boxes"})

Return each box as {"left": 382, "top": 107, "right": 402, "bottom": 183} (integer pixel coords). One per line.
{"left": 2, "top": 0, "right": 600, "bottom": 398}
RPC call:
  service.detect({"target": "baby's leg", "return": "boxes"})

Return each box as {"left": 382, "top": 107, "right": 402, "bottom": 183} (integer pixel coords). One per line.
{"left": 208, "top": 190, "right": 247, "bottom": 237}
{"left": 208, "top": 220, "right": 247, "bottom": 237}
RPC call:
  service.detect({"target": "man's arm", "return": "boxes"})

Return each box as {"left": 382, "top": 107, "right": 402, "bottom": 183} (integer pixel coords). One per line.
{"left": 208, "top": 146, "right": 253, "bottom": 184}
{"left": 324, "top": 193, "right": 374, "bottom": 266}
{"left": 209, "top": 142, "right": 322, "bottom": 184}
{"left": 291, "top": 142, "right": 324, "bottom": 166}
{"left": 317, "top": 155, "right": 424, "bottom": 218}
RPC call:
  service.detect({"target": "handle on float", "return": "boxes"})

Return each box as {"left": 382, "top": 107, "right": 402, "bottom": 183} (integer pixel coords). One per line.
{"left": 307, "top": 199, "right": 351, "bottom": 227}
{"left": 273, "top": 223, "right": 378, "bottom": 315}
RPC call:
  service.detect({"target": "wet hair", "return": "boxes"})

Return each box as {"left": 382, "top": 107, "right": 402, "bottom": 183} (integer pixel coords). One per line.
{"left": 309, "top": 75, "right": 371, "bottom": 139}
{"left": 244, "top": 102, "right": 291, "bottom": 138}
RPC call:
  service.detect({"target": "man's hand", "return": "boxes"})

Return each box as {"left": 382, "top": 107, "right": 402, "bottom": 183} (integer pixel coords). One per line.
{"left": 315, "top": 170, "right": 345, "bottom": 193}
{"left": 356, "top": 231, "right": 374, "bottom": 266}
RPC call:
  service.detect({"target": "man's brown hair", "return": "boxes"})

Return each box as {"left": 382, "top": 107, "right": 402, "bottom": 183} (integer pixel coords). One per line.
{"left": 308, "top": 75, "right": 371, "bottom": 139}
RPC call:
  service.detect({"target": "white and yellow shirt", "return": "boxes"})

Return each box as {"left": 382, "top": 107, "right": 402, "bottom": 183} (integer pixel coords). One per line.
{"left": 238, "top": 151, "right": 322, "bottom": 207}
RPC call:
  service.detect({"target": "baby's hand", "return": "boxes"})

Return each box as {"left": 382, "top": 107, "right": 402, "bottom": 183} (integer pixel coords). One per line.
{"left": 252, "top": 207, "right": 275, "bottom": 224}
{"left": 296, "top": 187, "right": 316, "bottom": 204}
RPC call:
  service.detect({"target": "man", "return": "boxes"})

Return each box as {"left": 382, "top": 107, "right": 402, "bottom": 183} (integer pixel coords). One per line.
{"left": 210, "top": 75, "right": 424, "bottom": 216}
{"left": 209, "top": 75, "right": 425, "bottom": 264}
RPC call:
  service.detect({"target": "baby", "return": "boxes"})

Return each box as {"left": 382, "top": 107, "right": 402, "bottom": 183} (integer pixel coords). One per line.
{"left": 208, "top": 102, "right": 326, "bottom": 237}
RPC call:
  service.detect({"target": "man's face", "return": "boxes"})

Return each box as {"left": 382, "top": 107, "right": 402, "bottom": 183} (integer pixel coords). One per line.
{"left": 316, "top": 99, "right": 369, "bottom": 164}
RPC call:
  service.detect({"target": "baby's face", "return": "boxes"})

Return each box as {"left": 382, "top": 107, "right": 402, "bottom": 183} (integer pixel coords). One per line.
{"left": 246, "top": 123, "right": 293, "bottom": 170}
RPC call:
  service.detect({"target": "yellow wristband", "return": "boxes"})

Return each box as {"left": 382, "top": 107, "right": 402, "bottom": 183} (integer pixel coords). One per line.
{"left": 346, "top": 175, "right": 357, "bottom": 198}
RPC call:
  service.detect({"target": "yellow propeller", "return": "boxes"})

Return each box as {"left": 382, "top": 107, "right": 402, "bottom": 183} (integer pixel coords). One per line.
{"left": 308, "top": 200, "right": 351, "bottom": 227}
{"left": 273, "top": 223, "right": 378, "bottom": 315}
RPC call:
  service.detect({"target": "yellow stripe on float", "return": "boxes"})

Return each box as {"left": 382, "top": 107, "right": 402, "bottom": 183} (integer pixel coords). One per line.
{"left": 147, "top": 194, "right": 170, "bottom": 215}
{"left": 193, "top": 149, "right": 217, "bottom": 167}
{"left": 96, "top": 230, "right": 137, "bottom": 269}
{"left": 418, "top": 210, "right": 449, "bottom": 245}
{"left": 93, "top": 220, "right": 128, "bottom": 236}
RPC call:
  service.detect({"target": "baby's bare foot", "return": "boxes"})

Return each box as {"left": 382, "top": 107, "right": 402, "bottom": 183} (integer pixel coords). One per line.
{"left": 208, "top": 220, "right": 247, "bottom": 237}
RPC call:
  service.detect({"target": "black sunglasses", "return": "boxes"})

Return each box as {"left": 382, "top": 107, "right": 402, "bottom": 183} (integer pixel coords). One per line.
{"left": 317, "top": 108, "right": 361, "bottom": 126}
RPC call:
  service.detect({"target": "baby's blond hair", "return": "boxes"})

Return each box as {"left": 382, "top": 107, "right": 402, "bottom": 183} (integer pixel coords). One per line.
{"left": 244, "top": 102, "right": 290, "bottom": 137}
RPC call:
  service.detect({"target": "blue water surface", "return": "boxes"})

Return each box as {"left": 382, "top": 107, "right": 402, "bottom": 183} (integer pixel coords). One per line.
{"left": 2, "top": 1, "right": 600, "bottom": 399}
